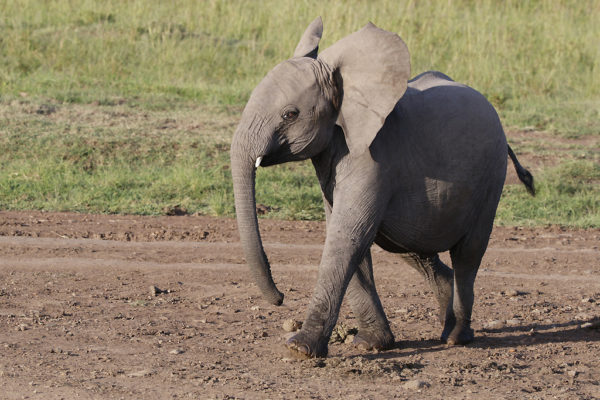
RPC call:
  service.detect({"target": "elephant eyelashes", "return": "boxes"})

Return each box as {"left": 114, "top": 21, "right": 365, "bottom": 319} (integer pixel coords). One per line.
{"left": 282, "top": 109, "right": 299, "bottom": 121}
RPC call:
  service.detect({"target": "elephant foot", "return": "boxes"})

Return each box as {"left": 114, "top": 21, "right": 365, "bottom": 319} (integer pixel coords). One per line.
{"left": 286, "top": 333, "right": 328, "bottom": 359}
{"left": 440, "top": 316, "right": 474, "bottom": 345}
{"left": 444, "top": 326, "right": 474, "bottom": 345}
{"left": 352, "top": 329, "right": 395, "bottom": 351}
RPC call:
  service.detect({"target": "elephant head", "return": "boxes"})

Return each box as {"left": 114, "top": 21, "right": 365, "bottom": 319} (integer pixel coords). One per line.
{"left": 230, "top": 17, "right": 411, "bottom": 305}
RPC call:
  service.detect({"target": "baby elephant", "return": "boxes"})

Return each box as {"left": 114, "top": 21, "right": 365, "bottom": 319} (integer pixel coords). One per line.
{"left": 230, "top": 17, "right": 534, "bottom": 358}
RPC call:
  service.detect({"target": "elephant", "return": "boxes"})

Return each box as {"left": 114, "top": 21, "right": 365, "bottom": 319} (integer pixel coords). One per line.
{"left": 230, "top": 17, "right": 535, "bottom": 358}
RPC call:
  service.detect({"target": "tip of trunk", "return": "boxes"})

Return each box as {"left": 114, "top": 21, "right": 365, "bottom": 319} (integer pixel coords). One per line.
{"left": 267, "top": 291, "right": 284, "bottom": 306}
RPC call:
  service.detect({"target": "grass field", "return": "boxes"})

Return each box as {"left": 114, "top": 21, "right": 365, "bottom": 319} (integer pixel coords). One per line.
{"left": 0, "top": 1, "right": 598, "bottom": 226}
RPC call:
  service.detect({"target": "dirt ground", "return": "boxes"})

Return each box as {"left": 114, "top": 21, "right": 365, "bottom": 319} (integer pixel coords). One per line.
{"left": 0, "top": 211, "right": 598, "bottom": 399}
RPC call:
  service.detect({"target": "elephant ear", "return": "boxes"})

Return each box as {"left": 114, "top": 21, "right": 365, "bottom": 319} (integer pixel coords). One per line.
{"left": 319, "top": 22, "right": 410, "bottom": 154}
{"left": 293, "top": 17, "right": 323, "bottom": 59}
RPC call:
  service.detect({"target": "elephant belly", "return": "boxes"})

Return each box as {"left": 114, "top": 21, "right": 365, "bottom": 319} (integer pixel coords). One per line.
{"left": 376, "top": 178, "right": 476, "bottom": 254}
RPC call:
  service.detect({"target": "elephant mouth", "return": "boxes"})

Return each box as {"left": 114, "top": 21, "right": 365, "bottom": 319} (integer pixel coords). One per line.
{"left": 257, "top": 141, "right": 299, "bottom": 167}
{"left": 260, "top": 155, "right": 292, "bottom": 167}
{"left": 259, "top": 151, "right": 306, "bottom": 167}
{"left": 257, "top": 154, "right": 277, "bottom": 167}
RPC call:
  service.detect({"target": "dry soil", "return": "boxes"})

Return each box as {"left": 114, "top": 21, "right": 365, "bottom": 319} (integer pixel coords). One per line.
{"left": 0, "top": 211, "right": 599, "bottom": 399}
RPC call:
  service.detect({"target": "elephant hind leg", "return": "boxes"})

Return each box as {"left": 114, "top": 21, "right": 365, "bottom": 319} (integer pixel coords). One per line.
{"left": 440, "top": 250, "right": 482, "bottom": 345}
{"left": 400, "top": 253, "right": 453, "bottom": 326}
{"left": 441, "top": 228, "right": 493, "bottom": 345}
{"left": 346, "top": 250, "right": 395, "bottom": 351}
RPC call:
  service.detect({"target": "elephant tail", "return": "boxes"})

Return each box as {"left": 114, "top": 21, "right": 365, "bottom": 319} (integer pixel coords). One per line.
{"left": 507, "top": 145, "right": 535, "bottom": 196}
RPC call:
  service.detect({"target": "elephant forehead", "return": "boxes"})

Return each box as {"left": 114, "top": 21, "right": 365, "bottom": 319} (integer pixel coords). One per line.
{"left": 252, "top": 59, "right": 321, "bottom": 104}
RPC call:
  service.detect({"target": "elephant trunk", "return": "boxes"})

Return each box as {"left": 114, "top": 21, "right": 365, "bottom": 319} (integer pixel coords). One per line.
{"left": 230, "top": 131, "right": 284, "bottom": 306}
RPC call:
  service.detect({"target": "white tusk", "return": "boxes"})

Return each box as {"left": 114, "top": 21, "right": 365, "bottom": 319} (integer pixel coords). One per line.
{"left": 255, "top": 156, "right": 263, "bottom": 168}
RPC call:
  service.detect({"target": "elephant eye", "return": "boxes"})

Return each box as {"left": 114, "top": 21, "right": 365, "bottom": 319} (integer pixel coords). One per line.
{"left": 282, "top": 109, "right": 299, "bottom": 121}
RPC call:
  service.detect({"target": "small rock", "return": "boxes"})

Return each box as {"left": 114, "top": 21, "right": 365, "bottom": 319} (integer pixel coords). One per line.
{"left": 256, "top": 204, "right": 272, "bottom": 215}
{"left": 250, "top": 305, "right": 260, "bottom": 311}
{"left": 506, "top": 318, "right": 522, "bottom": 327}
{"left": 150, "top": 285, "right": 161, "bottom": 296}
{"left": 484, "top": 320, "right": 504, "bottom": 329}
{"left": 404, "top": 379, "right": 430, "bottom": 390}
{"left": 329, "top": 323, "right": 358, "bottom": 344}
{"left": 505, "top": 289, "right": 520, "bottom": 297}
{"left": 581, "top": 297, "right": 594, "bottom": 303}
{"left": 282, "top": 319, "right": 302, "bottom": 332}
{"left": 260, "top": 331, "right": 269, "bottom": 338}
{"left": 36, "top": 104, "right": 57, "bottom": 115}
{"left": 163, "top": 205, "right": 187, "bottom": 216}
{"left": 128, "top": 369, "right": 153, "bottom": 377}
{"left": 575, "top": 313, "right": 590, "bottom": 321}
{"left": 567, "top": 370, "right": 578, "bottom": 378}
{"left": 169, "top": 349, "right": 184, "bottom": 355}
{"left": 327, "top": 358, "right": 342, "bottom": 368}
{"left": 581, "top": 321, "right": 600, "bottom": 329}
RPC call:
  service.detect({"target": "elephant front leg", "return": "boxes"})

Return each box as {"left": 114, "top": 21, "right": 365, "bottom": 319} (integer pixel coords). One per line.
{"left": 285, "top": 260, "right": 357, "bottom": 358}
{"left": 286, "top": 190, "right": 384, "bottom": 358}
{"left": 346, "top": 250, "right": 394, "bottom": 351}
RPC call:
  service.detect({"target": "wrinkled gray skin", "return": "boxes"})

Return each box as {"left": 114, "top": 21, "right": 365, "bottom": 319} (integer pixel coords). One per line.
{"left": 230, "top": 17, "right": 535, "bottom": 358}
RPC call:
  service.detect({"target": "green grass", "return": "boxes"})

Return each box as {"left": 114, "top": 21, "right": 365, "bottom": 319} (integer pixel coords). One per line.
{"left": 0, "top": 102, "right": 234, "bottom": 215}
{"left": 1, "top": 0, "right": 598, "bottom": 134}
{"left": 0, "top": 102, "right": 324, "bottom": 218}
{"left": 497, "top": 160, "right": 600, "bottom": 227}
{"left": 0, "top": 1, "right": 598, "bottom": 226}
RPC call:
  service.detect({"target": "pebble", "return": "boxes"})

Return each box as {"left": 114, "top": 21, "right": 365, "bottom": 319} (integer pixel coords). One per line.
{"left": 128, "top": 369, "right": 153, "bottom": 377}
{"left": 483, "top": 320, "right": 504, "bottom": 329}
{"left": 282, "top": 319, "right": 302, "bottom": 332}
{"left": 169, "top": 349, "right": 184, "bottom": 355}
{"left": 150, "top": 285, "right": 161, "bottom": 296}
{"left": 581, "top": 297, "right": 595, "bottom": 303}
{"left": 506, "top": 319, "right": 522, "bottom": 327}
{"left": 575, "top": 313, "right": 591, "bottom": 320}
{"left": 505, "top": 289, "right": 520, "bottom": 297}
{"left": 581, "top": 321, "right": 600, "bottom": 329}
{"left": 403, "top": 379, "right": 430, "bottom": 390}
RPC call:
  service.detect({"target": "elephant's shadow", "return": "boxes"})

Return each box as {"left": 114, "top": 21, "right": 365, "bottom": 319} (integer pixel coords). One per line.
{"left": 350, "top": 319, "right": 600, "bottom": 361}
